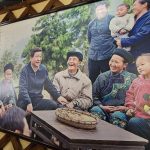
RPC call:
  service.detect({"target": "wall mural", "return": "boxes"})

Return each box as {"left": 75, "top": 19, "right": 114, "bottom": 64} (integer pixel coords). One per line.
{"left": 1, "top": 0, "right": 148, "bottom": 149}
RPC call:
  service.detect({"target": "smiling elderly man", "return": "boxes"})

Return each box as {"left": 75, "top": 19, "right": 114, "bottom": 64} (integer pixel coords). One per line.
{"left": 53, "top": 48, "right": 93, "bottom": 110}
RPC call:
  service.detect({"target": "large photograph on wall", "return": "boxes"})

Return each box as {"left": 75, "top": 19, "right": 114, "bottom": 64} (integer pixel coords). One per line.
{"left": 0, "top": 0, "right": 150, "bottom": 149}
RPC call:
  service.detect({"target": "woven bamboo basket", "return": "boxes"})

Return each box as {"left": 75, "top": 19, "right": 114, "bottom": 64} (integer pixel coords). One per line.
{"left": 55, "top": 108, "right": 98, "bottom": 129}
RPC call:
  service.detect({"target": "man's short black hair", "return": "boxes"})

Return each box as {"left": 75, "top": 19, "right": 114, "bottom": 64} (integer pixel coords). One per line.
{"left": 30, "top": 47, "right": 42, "bottom": 57}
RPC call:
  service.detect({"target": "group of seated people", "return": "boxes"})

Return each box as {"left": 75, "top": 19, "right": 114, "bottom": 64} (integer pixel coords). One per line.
{"left": 0, "top": 47, "right": 150, "bottom": 149}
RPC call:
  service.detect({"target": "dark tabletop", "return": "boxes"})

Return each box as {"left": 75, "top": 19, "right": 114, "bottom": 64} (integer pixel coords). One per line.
{"left": 31, "top": 110, "right": 148, "bottom": 146}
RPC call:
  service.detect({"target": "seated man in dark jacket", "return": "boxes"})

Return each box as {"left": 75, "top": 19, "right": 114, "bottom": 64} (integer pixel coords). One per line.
{"left": 17, "top": 47, "right": 66, "bottom": 112}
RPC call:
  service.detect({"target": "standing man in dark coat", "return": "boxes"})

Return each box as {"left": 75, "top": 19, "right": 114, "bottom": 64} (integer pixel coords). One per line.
{"left": 88, "top": 1, "right": 116, "bottom": 84}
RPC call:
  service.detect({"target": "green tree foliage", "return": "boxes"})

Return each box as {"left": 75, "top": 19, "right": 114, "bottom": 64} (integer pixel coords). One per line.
{"left": 123, "top": 0, "right": 134, "bottom": 5}
{"left": 123, "top": 0, "right": 134, "bottom": 10}
{"left": 22, "top": 4, "right": 93, "bottom": 75}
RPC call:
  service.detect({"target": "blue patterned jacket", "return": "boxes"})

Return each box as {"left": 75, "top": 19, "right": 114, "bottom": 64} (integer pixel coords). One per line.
{"left": 93, "top": 70, "right": 137, "bottom": 106}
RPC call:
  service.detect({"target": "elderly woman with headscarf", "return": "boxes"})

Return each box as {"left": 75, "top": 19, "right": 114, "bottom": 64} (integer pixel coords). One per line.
{"left": 90, "top": 48, "right": 137, "bottom": 128}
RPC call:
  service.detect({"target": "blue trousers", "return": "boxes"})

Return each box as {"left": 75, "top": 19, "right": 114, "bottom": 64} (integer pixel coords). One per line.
{"left": 127, "top": 117, "right": 150, "bottom": 150}
{"left": 88, "top": 58, "right": 110, "bottom": 84}
{"left": 17, "top": 98, "right": 58, "bottom": 111}
{"left": 90, "top": 106, "right": 127, "bottom": 128}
